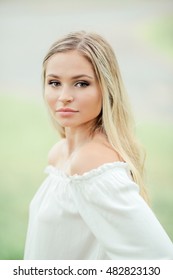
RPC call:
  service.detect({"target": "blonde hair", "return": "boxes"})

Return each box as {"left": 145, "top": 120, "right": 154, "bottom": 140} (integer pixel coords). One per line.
{"left": 43, "top": 31, "right": 148, "bottom": 201}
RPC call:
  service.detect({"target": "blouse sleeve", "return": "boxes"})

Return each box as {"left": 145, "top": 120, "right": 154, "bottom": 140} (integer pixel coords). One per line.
{"left": 69, "top": 165, "right": 173, "bottom": 259}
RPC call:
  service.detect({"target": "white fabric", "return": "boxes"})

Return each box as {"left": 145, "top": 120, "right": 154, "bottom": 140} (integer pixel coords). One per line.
{"left": 24, "top": 162, "right": 173, "bottom": 260}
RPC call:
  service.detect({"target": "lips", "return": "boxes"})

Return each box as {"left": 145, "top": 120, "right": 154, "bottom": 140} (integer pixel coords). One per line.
{"left": 56, "top": 108, "right": 78, "bottom": 113}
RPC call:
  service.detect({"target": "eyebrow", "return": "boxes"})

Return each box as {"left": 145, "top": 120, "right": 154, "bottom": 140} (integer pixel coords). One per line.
{"left": 46, "top": 74, "right": 94, "bottom": 80}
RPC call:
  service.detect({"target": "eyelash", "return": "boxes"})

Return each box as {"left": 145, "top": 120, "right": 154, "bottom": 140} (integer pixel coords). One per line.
{"left": 48, "top": 81, "right": 60, "bottom": 87}
{"left": 48, "top": 80, "right": 89, "bottom": 88}
{"left": 75, "top": 81, "right": 89, "bottom": 87}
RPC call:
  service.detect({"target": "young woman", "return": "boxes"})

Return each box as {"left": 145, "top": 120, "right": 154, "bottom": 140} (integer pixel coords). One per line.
{"left": 24, "top": 31, "right": 173, "bottom": 259}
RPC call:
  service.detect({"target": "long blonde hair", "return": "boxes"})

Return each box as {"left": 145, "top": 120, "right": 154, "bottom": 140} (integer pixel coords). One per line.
{"left": 43, "top": 31, "right": 148, "bottom": 201}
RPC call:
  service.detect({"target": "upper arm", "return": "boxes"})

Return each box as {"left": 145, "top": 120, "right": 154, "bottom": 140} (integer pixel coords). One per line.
{"left": 70, "top": 170, "right": 173, "bottom": 259}
{"left": 71, "top": 143, "right": 121, "bottom": 175}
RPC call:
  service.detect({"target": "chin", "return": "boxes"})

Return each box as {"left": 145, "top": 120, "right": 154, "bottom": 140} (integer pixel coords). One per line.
{"left": 57, "top": 120, "right": 78, "bottom": 128}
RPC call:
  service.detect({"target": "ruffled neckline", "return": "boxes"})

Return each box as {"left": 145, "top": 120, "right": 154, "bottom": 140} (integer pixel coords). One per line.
{"left": 45, "top": 161, "right": 129, "bottom": 181}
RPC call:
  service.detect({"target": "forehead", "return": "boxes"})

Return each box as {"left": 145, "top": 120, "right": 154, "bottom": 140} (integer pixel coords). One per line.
{"left": 45, "top": 50, "right": 94, "bottom": 76}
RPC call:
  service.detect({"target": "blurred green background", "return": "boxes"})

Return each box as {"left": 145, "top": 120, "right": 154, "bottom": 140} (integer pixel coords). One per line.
{"left": 1, "top": 95, "right": 173, "bottom": 260}
{"left": 0, "top": 0, "right": 173, "bottom": 259}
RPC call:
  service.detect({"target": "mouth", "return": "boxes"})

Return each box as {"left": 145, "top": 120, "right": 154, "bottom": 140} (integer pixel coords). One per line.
{"left": 56, "top": 108, "right": 79, "bottom": 113}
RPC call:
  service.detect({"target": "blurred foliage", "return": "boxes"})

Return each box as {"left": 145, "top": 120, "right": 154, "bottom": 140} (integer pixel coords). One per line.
{"left": 137, "top": 123, "right": 173, "bottom": 237}
{"left": 0, "top": 94, "right": 57, "bottom": 259}
{"left": 139, "top": 16, "right": 173, "bottom": 59}
{"left": 0, "top": 94, "right": 173, "bottom": 259}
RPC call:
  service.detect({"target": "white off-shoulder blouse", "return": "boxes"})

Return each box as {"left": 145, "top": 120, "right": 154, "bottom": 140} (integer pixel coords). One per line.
{"left": 24, "top": 162, "right": 173, "bottom": 260}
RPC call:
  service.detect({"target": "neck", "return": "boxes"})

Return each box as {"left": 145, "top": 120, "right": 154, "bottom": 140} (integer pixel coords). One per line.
{"left": 64, "top": 125, "right": 94, "bottom": 156}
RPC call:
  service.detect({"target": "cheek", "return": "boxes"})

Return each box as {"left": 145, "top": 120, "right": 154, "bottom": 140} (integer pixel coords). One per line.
{"left": 82, "top": 94, "right": 102, "bottom": 116}
{"left": 44, "top": 92, "right": 57, "bottom": 109}
{"left": 92, "top": 91, "right": 102, "bottom": 112}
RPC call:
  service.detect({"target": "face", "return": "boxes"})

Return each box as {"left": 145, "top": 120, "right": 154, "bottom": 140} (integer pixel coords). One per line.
{"left": 44, "top": 50, "right": 102, "bottom": 131}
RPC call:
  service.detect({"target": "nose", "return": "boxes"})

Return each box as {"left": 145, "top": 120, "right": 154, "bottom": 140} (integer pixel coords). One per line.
{"left": 58, "top": 86, "right": 74, "bottom": 103}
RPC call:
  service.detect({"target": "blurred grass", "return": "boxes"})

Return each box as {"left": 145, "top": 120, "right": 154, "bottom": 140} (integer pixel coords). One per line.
{"left": 137, "top": 123, "right": 173, "bottom": 237}
{"left": 0, "top": 94, "right": 57, "bottom": 259}
{"left": 0, "top": 94, "right": 173, "bottom": 259}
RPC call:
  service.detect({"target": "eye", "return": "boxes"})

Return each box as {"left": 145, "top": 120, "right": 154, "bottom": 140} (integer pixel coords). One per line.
{"left": 48, "top": 80, "right": 61, "bottom": 87}
{"left": 75, "top": 81, "right": 89, "bottom": 88}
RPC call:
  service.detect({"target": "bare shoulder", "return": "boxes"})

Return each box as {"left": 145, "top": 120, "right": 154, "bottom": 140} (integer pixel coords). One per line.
{"left": 71, "top": 137, "right": 121, "bottom": 176}
{"left": 48, "top": 138, "right": 65, "bottom": 166}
